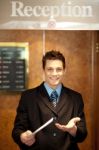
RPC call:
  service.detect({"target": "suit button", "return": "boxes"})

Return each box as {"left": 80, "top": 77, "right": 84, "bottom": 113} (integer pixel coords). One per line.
{"left": 53, "top": 133, "right": 57, "bottom": 136}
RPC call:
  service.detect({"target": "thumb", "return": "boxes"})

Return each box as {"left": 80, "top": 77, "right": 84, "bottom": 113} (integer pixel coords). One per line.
{"left": 26, "top": 130, "right": 32, "bottom": 134}
{"left": 73, "top": 117, "right": 81, "bottom": 123}
{"left": 26, "top": 130, "right": 33, "bottom": 137}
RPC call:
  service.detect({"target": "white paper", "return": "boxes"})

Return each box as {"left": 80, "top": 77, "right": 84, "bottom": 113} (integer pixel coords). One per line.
{"left": 32, "top": 117, "right": 54, "bottom": 135}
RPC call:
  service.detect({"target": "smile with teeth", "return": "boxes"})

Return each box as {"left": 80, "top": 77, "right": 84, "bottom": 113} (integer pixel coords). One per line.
{"left": 50, "top": 77, "right": 59, "bottom": 81}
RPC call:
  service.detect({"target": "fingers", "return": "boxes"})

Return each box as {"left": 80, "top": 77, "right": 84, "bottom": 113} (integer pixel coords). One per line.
{"left": 55, "top": 117, "right": 81, "bottom": 132}
{"left": 67, "top": 117, "right": 81, "bottom": 125}
{"left": 55, "top": 123, "right": 64, "bottom": 129}
{"left": 55, "top": 123, "right": 67, "bottom": 132}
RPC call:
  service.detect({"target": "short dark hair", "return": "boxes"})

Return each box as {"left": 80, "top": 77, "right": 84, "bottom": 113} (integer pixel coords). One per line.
{"left": 42, "top": 50, "right": 66, "bottom": 69}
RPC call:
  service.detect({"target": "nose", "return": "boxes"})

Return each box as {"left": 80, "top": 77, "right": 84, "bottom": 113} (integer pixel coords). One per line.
{"left": 52, "top": 69, "right": 57, "bottom": 75}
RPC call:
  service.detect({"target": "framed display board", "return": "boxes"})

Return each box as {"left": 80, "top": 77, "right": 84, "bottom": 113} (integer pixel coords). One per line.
{"left": 0, "top": 42, "right": 29, "bottom": 91}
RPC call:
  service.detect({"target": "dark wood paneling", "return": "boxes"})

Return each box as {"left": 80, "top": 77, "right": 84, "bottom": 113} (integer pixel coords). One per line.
{"left": 94, "top": 31, "right": 99, "bottom": 150}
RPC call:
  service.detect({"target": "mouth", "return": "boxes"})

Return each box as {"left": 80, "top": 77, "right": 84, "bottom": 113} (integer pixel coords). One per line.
{"left": 50, "top": 77, "right": 59, "bottom": 81}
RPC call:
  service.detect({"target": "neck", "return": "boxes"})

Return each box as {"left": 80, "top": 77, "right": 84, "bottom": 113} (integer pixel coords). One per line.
{"left": 44, "top": 82, "right": 61, "bottom": 89}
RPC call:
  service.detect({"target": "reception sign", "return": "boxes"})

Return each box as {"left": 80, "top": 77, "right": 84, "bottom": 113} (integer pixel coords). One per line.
{"left": 0, "top": 0, "right": 99, "bottom": 30}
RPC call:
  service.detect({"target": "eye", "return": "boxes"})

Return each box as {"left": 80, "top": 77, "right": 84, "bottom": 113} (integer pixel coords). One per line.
{"left": 56, "top": 68, "right": 63, "bottom": 72}
{"left": 47, "top": 68, "right": 53, "bottom": 72}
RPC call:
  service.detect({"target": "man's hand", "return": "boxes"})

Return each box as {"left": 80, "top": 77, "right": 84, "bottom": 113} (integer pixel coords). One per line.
{"left": 55, "top": 117, "right": 81, "bottom": 136}
{"left": 20, "top": 130, "right": 36, "bottom": 146}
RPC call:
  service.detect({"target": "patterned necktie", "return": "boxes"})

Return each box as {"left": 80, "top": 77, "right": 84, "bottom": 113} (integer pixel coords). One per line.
{"left": 50, "top": 90, "right": 58, "bottom": 107}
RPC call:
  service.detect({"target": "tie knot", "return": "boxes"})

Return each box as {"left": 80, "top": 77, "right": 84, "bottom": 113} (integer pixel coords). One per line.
{"left": 50, "top": 90, "right": 58, "bottom": 102}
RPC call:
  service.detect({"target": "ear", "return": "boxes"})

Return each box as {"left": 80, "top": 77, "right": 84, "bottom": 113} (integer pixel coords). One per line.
{"left": 42, "top": 69, "right": 45, "bottom": 80}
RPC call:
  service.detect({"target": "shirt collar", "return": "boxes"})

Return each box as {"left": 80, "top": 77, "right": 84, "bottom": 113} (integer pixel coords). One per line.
{"left": 44, "top": 82, "right": 62, "bottom": 97}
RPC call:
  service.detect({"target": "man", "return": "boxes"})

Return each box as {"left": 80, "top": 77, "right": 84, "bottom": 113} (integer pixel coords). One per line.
{"left": 12, "top": 50, "right": 87, "bottom": 150}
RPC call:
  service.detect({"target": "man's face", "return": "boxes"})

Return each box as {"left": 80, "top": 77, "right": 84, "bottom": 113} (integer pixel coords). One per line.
{"left": 43, "top": 59, "right": 65, "bottom": 89}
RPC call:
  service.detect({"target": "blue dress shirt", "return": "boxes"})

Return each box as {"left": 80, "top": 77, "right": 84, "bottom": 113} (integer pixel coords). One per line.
{"left": 44, "top": 82, "right": 62, "bottom": 103}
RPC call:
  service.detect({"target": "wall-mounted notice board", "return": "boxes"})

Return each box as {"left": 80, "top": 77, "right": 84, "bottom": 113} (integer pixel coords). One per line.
{"left": 0, "top": 42, "right": 29, "bottom": 91}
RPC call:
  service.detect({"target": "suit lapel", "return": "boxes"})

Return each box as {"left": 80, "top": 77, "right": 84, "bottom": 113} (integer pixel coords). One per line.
{"left": 37, "top": 83, "right": 73, "bottom": 115}
{"left": 38, "top": 83, "right": 57, "bottom": 114}
{"left": 56, "top": 87, "right": 72, "bottom": 113}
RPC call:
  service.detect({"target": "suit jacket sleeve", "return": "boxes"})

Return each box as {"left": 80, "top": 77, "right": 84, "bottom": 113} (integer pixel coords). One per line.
{"left": 12, "top": 91, "right": 30, "bottom": 148}
{"left": 70, "top": 93, "right": 87, "bottom": 143}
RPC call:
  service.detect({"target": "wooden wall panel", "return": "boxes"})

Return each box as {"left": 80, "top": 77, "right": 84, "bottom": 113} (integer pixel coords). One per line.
{"left": 94, "top": 31, "right": 99, "bottom": 150}
{"left": 0, "top": 30, "right": 94, "bottom": 150}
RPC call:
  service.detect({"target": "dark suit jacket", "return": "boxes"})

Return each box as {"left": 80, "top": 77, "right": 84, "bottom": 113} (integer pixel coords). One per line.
{"left": 12, "top": 82, "right": 87, "bottom": 150}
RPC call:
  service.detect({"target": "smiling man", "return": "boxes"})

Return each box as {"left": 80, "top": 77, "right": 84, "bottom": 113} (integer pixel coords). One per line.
{"left": 12, "top": 50, "right": 87, "bottom": 150}
{"left": 43, "top": 56, "right": 65, "bottom": 89}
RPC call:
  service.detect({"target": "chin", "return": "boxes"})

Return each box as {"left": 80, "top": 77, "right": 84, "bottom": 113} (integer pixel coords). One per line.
{"left": 51, "top": 83, "right": 59, "bottom": 88}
